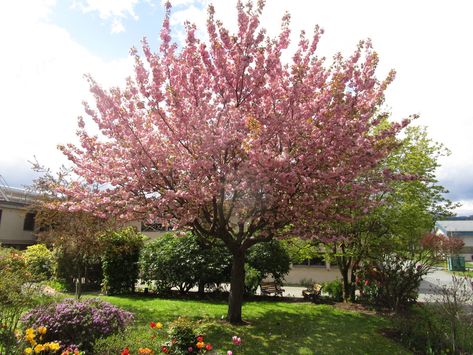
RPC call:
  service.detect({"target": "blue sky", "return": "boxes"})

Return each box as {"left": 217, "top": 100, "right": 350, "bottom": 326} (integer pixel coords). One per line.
{"left": 51, "top": 1, "right": 167, "bottom": 60}
{"left": 0, "top": 0, "right": 473, "bottom": 215}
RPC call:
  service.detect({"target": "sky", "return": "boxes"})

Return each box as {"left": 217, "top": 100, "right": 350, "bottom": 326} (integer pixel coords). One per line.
{"left": 0, "top": 0, "right": 472, "bottom": 215}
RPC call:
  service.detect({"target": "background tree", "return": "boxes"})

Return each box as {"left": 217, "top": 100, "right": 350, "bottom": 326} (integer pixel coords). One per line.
{"left": 57, "top": 1, "right": 406, "bottom": 323}
{"left": 31, "top": 164, "right": 112, "bottom": 299}
{"left": 321, "top": 126, "right": 456, "bottom": 301}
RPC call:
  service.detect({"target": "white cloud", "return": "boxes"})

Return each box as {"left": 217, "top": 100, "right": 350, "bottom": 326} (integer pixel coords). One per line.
{"left": 72, "top": 0, "right": 140, "bottom": 33}
{"left": 0, "top": 0, "right": 133, "bottom": 187}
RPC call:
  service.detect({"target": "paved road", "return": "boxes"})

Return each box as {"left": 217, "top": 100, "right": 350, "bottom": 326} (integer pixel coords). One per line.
{"left": 278, "top": 268, "right": 471, "bottom": 302}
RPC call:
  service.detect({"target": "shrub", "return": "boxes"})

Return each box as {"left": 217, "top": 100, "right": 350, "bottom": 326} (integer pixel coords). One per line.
{"left": 53, "top": 247, "right": 103, "bottom": 292}
{"left": 391, "top": 304, "right": 447, "bottom": 354}
{"left": 24, "top": 244, "right": 56, "bottom": 281}
{"left": 358, "top": 253, "right": 429, "bottom": 310}
{"left": 246, "top": 240, "right": 291, "bottom": 284}
{"left": 433, "top": 275, "right": 473, "bottom": 353}
{"left": 0, "top": 247, "right": 37, "bottom": 354}
{"left": 21, "top": 298, "right": 133, "bottom": 352}
{"left": 166, "top": 317, "right": 199, "bottom": 354}
{"left": 244, "top": 265, "right": 262, "bottom": 295}
{"left": 322, "top": 279, "right": 343, "bottom": 301}
{"left": 100, "top": 227, "right": 145, "bottom": 295}
{"left": 139, "top": 234, "right": 231, "bottom": 294}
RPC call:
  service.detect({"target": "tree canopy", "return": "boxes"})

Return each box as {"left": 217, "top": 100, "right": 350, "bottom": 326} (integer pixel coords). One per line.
{"left": 56, "top": 1, "right": 409, "bottom": 322}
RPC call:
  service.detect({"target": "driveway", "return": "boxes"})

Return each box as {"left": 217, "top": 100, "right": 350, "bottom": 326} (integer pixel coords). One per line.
{"left": 419, "top": 267, "right": 472, "bottom": 302}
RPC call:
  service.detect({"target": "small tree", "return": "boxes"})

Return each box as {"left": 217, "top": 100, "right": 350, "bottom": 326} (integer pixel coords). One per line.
{"left": 320, "top": 126, "right": 456, "bottom": 302}
{"left": 31, "top": 163, "right": 112, "bottom": 299}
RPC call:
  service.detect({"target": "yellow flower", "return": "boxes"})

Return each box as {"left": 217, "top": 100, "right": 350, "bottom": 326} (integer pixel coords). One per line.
{"left": 49, "top": 342, "right": 61, "bottom": 351}
{"left": 43, "top": 343, "right": 50, "bottom": 351}
{"left": 37, "top": 326, "right": 47, "bottom": 335}
{"left": 24, "top": 348, "right": 33, "bottom": 355}
{"left": 156, "top": 322, "right": 163, "bottom": 329}
{"left": 34, "top": 344, "right": 44, "bottom": 353}
{"left": 25, "top": 328, "right": 36, "bottom": 337}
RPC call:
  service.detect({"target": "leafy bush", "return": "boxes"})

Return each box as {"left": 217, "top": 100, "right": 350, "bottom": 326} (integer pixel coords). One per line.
{"left": 244, "top": 265, "right": 262, "bottom": 295}
{"left": 166, "top": 317, "right": 200, "bottom": 354}
{"left": 244, "top": 239, "right": 291, "bottom": 295}
{"left": 246, "top": 240, "right": 291, "bottom": 284}
{"left": 100, "top": 227, "right": 144, "bottom": 295}
{"left": 21, "top": 298, "right": 134, "bottom": 352}
{"left": 358, "top": 253, "right": 431, "bottom": 310}
{"left": 0, "top": 247, "right": 37, "bottom": 354}
{"left": 53, "top": 247, "right": 103, "bottom": 292}
{"left": 24, "top": 244, "right": 56, "bottom": 281}
{"left": 139, "top": 234, "right": 231, "bottom": 294}
{"left": 433, "top": 275, "right": 473, "bottom": 353}
{"left": 391, "top": 304, "right": 447, "bottom": 353}
{"left": 322, "top": 279, "right": 343, "bottom": 301}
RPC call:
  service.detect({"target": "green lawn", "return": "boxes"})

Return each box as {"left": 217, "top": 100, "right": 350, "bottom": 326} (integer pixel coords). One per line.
{"left": 96, "top": 295, "right": 409, "bottom": 354}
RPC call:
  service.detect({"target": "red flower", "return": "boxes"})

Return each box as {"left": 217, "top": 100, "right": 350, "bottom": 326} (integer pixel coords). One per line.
{"left": 121, "top": 348, "right": 130, "bottom": 355}
{"left": 150, "top": 322, "right": 157, "bottom": 328}
{"left": 205, "top": 343, "right": 213, "bottom": 351}
{"left": 364, "top": 280, "right": 369, "bottom": 286}
{"left": 197, "top": 336, "right": 204, "bottom": 342}
{"left": 161, "top": 346, "right": 169, "bottom": 353}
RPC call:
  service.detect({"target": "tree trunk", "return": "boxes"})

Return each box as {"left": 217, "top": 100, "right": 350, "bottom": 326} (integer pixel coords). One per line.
{"left": 198, "top": 281, "right": 205, "bottom": 296}
{"left": 227, "top": 251, "right": 245, "bottom": 324}
{"left": 341, "top": 267, "right": 350, "bottom": 302}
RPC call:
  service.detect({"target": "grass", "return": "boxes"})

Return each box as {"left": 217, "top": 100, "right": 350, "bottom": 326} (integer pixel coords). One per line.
{"left": 95, "top": 295, "right": 410, "bottom": 354}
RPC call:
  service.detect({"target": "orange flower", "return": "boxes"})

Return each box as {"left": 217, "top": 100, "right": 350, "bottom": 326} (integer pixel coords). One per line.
{"left": 196, "top": 341, "right": 205, "bottom": 349}
{"left": 138, "top": 348, "right": 154, "bottom": 355}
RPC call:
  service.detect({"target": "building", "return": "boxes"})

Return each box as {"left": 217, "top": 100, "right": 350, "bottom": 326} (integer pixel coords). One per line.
{"left": 0, "top": 185, "right": 38, "bottom": 248}
{"left": 435, "top": 220, "right": 473, "bottom": 261}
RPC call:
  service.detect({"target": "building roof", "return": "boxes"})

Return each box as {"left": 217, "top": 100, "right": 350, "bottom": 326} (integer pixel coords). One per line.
{"left": 0, "top": 186, "right": 38, "bottom": 206}
{"left": 436, "top": 220, "right": 473, "bottom": 233}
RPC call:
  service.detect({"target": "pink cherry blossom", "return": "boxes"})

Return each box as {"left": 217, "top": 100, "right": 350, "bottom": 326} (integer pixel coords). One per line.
{"left": 57, "top": 0, "right": 409, "bottom": 323}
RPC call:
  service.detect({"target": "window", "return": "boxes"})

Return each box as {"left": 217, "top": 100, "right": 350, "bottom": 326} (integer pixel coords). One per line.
{"left": 23, "top": 212, "right": 35, "bottom": 231}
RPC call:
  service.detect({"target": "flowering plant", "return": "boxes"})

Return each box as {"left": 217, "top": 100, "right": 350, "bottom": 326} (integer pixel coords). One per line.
{"left": 21, "top": 326, "right": 63, "bottom": 354}
{"left": 120, "top": 319, "right": 244, "bottom": 354}
{"left": 21, "top": 298, "right": 133, "bottom": 352}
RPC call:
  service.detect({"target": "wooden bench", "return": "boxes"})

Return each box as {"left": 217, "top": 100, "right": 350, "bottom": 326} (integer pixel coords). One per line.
{"left": 302, "top": 283, "right": 323, "bottom": 302}
{"left": 260, "top": 281, "right": 285, "bottom": 296}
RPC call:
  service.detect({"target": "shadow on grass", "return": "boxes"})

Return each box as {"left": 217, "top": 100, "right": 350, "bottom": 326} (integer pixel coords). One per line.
{"left": 205, "top": 303, "right": 409, "bottom": 355}
{"left": 101, "top": 295, "right": 410, "bottom": 354}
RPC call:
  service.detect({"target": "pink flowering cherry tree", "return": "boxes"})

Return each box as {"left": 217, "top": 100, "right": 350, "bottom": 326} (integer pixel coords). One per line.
{"left": 58, "top": 1, "right": 408, "bottom": 323}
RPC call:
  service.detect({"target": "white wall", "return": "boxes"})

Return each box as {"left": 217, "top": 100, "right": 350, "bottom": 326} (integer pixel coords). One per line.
{"left": 283, "top": 265, "right": 340, "bottom": 285}
{"left": 0, "top": 206, "right": 35, "bottom": 245}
